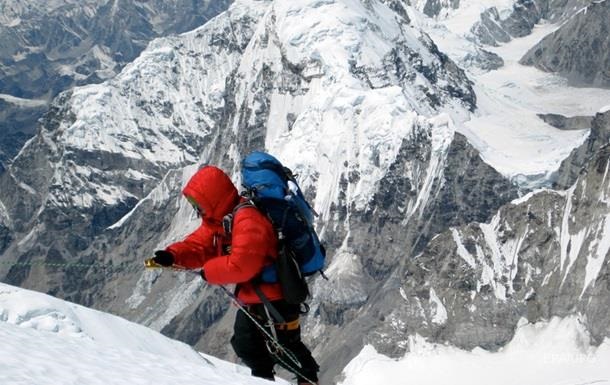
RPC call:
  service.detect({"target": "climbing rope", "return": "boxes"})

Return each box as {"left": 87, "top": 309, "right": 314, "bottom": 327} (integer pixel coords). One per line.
{"left": 148, "top": 265, "right": 318, "bottom": 385}
{"left": 216, "top": 284, "right": 317, "bottom": 385}
{"left": 0, "top": 259, "right": 145, "bottom": 282}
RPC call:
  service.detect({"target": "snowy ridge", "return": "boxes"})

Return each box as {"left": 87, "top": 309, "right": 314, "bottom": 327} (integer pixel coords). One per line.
{"left": 340, "top": 316, "right": 610, "bottom": 385}
{"left": 0, "top": 282, "right": 283, "bottom": 385}
{"left": 233, "top": 0, "right": 474, "bottom": 220}
{"left": 0, "top": 282, "right": 192, "bottom": 356}
{"left": 0, "top": 93, "right": 47, "bottom": 107}
{"left": 7, "top": 1, "right": 265, "bottom": 214}
{"left": 0, "top": 0, "right": 231, "bottom": 165}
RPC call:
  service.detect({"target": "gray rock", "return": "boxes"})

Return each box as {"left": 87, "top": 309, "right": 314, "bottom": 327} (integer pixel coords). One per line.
{"left": 471, "top": 7, "right": 513, "bottom": 46}
{"left": 552, "top": 111, "right": 610, "bottom": 189}
{"left": 463, "top": 48, "right": 505, "bottom": 71}
{"left": 310, "top": 130, "right": 519, "bottom": 383}
{"left": 0, "top": 98, "right": 47, "bottom": 164}
{"left": 538, "top": 113, "right": 593, "bottom": 131}
{"left": 422, "top": 0, "right": 461, "bottom": 17}
{"left": 470, "top": 0, "right": 592, "bottom": 46}
{"left": 380, "top": 0, "right": 412, "bottom": 22}
{"left": 520, "top": 1, "right": 610, "bottom": 88}
{"left": 360, "top": 112, "right": 610, "bottom": 366}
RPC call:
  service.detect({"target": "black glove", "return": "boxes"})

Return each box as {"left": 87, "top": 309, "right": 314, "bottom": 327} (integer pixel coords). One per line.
{"left": 153, "top": 250, "right": 174, "bottom": 267}
{"left": 200, "top": 268, "right": 207, "bottom": 281}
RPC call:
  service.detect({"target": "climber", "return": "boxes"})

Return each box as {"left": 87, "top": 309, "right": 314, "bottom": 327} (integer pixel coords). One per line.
{"left": 149, "top": 165, "right": 319, "bottom": 384}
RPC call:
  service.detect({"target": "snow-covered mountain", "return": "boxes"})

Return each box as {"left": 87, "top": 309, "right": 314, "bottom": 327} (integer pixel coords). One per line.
{"left": 0, "top": 0, "right": 231, "bottom": 165}
{"left": 0, "top": 282, "right": 285, "bottom": 384}
{"left": 1, "top": 0, "right": 610, "bottom": 383}
{"left": 352, "top": 110, "right": 610, "bottom": 356}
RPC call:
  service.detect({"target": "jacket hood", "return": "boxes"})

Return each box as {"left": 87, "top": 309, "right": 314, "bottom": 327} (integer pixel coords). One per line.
{"left": 182, "top": 166, "right": 239, "bottom": 222}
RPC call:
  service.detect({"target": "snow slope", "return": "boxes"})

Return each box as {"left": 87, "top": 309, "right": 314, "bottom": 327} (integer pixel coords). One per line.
{"left": 340, "top": 316, "right": 610, "bottom": 385}
{"left": 0, "top": 283, "right": 285, "bottom": 385}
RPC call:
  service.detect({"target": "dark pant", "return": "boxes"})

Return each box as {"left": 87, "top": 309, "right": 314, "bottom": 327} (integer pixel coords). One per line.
{"left": 230, "top": 300, "right": 319, "bottom": 383}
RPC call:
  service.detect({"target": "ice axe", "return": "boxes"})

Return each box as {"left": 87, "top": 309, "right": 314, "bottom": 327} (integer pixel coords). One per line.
{"left": 143, "top": 258, "right": 197, "bottom": 275}
{"left": 143, "top": 258, "right": 163, "bottom": 269}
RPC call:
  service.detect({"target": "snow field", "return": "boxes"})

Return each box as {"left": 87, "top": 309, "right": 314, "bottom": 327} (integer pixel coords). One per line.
{"left": 0, "top": 283, "right": 287, "bottom": 385}
{"left": 340, "top": 316, "right": 610, "bottom": 385}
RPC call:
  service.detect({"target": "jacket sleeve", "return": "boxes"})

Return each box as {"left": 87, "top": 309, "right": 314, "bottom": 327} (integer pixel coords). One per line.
{"left": 203, "top": 209, "right": 275, "bottom": 285}
{"left": 166, "top": 224, "right": 216, "bottom": 269}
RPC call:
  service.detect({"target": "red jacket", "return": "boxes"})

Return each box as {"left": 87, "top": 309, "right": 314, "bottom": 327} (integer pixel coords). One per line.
{"left": 165, "top": 166, "right": 282, "bottom": 304}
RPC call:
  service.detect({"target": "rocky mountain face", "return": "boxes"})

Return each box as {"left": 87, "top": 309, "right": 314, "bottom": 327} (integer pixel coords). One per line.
{"left": 304, "top": 127, "right": 520, "bottom": 381}
{"left": 364, "top": 111, "right": 610, "bottom": 360}
{"left": 552, "top": 112, "right": 610, "bottom": 189}
{"left": 0, "top": 95, "right": 48, "bottom": 166}
{"left": 406, "top": 0, "right": 591, "bottom": 46}
{"left": 0, "top": 0, "right": 231, "bottom": 165}
{"left": 1, "top": 0, "right": 609, "bottom": 384}
{"left": 538, "top": 113, "right": 593, "bottom": 131}
{"left": 520, "top": 0, "right": 610, "bottom": 88}
{"left": 470, "top": 0, "right": 593, "bottom": 46}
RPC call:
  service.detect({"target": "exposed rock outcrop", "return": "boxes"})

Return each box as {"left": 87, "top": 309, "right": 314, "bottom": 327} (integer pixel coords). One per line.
{"left": 520, "top": 0, "right": 610, "bottom": 88}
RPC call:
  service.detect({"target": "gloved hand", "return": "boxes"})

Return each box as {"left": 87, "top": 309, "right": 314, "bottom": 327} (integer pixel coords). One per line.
{"left": 153, "top": 250, "right": 174, "bottom": 267}
{"left": 200, "top": 268, "right": 207, "bottom": 281}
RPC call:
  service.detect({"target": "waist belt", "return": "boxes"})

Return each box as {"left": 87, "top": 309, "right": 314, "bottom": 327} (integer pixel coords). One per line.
{"left": 275, "top": 318, "right": 300, "bottom": 331}
{"left": 248, "top": 307, "right": 300, "bottom": 331}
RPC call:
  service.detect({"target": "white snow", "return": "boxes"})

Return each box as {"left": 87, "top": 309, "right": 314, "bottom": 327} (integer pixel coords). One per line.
{"left": 558, "top": 184, "right": 589, "bottom": 283}
{"left": 509, "top": 188, "right": 554, "bottom": 205}
{"left": 422, "top": 0, "right": 515, "bottom": 37}
{"left": 0, "top": 198, "right": 10, "bottom": 226}
{"left": 424, "top": 15, "right": 610, "bottom": 185}
{"left": 0, "top": 93, "right": 47, "bottom": 107}
{"left": 225, "top": 0, "right": 468, "bottom": 226}
{"left": 428, "top": 288, "right": 448, "bottom": 325}
{"left": 0, "top": 282, "right": 285, "bottom": 385}
{"left": 340, "top": 316, "right": 610, "bottom": 385}
{"left": 451, "top": 228, "right": 476, "bottom": 268}
{"left": 581, "top": 214, "right": 610, "bottom": 297}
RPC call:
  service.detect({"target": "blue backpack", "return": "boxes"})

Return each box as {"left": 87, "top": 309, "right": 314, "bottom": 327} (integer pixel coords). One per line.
{"left": 240, "top": 151, "right": 326, "bottom": 303}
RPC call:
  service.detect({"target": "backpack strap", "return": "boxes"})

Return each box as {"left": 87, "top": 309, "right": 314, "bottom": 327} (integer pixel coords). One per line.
{"left": 253, "top": 284, "right": 286, "bottom": 324}
{"left": 225, "top": 200, "right": 286, "bottom": 323}
{"left": 222, "top": 200, "right": 255, "bottom": 238}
